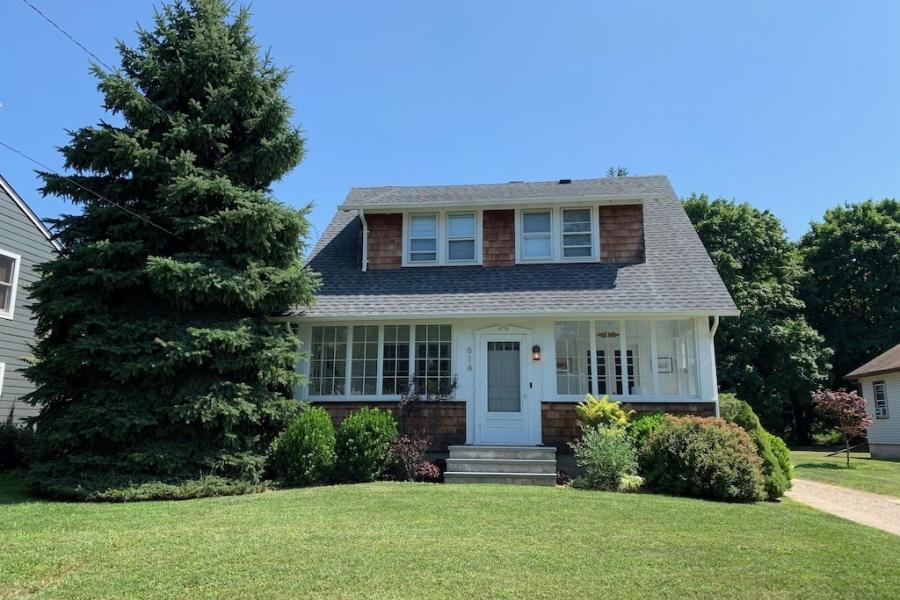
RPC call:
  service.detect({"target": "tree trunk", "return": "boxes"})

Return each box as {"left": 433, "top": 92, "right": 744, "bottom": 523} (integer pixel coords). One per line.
{"left": 792, "top": 405, "right": 813, "bottom": 445}
{"left": 844, "top": 433, "right": 850, "bottom": 468}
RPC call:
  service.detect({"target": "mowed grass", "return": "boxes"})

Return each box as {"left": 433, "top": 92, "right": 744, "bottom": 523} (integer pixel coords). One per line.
{"left": 2, "top": 474, "right": 899, "bottom": 599}
{"left": 792, "top": 448, "right": 900, "bottom": 497}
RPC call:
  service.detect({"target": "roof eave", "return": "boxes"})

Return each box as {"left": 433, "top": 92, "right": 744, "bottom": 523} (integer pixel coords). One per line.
{"left": 275, "top": 307, "right": 741, "bottom": 321}
{"left": 0, "top": 175, "right": 64, "bottom": 251}
{"left": 845, "top": 367, "right": 900, "bottom": 380}
{"left": 339, "top": 194, "right": 652, "bottom": 212}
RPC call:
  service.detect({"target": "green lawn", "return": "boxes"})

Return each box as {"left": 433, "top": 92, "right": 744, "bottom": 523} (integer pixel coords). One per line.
{"left": 791, "top": 448, "right": 900, "bottom": 497}
{"left": 2, "top": 474, "right": 899, "bottom": 599}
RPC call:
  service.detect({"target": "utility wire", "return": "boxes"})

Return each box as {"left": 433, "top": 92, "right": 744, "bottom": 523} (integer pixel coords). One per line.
{"left": 21, "top": 0, "right": 114, "bottom": 72}
{"left": 0, "top": 140, "right": 180, "bottom": 239}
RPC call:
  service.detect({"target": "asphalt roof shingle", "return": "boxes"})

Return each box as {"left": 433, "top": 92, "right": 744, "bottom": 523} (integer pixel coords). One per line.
{"left": 846, "top": 344, "right": 900, "bottom": 379}
{"left": 298, "top": 176, "right": 737, "bottom": 318}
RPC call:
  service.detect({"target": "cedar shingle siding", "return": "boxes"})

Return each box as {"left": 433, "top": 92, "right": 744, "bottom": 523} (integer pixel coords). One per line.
{"left": 599, "top": 205, "right": 645, "bottom": 264}
{"left": 482, "top": 209, "right": 515, "bottom": 267}
{"left": 366, "top": 213, "right": 402, "bottom": 270}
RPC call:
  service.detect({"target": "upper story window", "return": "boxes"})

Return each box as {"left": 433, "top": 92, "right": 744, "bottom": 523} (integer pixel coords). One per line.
{"left": 516, "top": 207, "right": 598, "bottom": 263}
{"left": 408, "top": 214, "right": 438, "bottom": 263}
{"left": 403, "top": 211, "right": 481, "bottom": 266}
{"left": 0, "top": 249, "right": 20, "bottom": 320}
{"left": 874, "top": 381, "right": 889, "bottom": 419}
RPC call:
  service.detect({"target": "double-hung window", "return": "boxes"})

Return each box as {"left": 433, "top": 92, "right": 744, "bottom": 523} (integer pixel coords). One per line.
{"left": 874, "top": 381, "right": 889, "bottom": 419}
{"left": 561, "top": 208, "right": 593, "bottom": 258}
{"left": 0, "top": 249, "right": 20, "bottom": 320}
{"left": 521, "top": 211, "right": 552, "bottom": 259}
{"left": 408, "top": 214, "right": 438, "bottom": 263}
{"left": 447, "top": 213, "right": 476, "bottom": 261}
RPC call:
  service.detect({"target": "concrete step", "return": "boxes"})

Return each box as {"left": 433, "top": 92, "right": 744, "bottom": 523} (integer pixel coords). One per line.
{"left": 446, "top": 458, "right": 557, "bottom": 474}
{"left": 444, "top": 471, "right": 557, "bottom": 486}
{"left": 447, "top": 445, "right": 557, "bottom": 461}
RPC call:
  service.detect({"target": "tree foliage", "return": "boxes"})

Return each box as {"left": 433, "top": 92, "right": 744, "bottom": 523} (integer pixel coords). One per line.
{"left": 812, "top": 389, "right": 871, "bottom": 467}
{"left": 25, "top": 0, "right": 316, "bottom": 498}
{"left": 683, "top": 194, "right": 831, "bottom": 440}
{"left": 799, "top": 200, "right": 900, "bottom": 383}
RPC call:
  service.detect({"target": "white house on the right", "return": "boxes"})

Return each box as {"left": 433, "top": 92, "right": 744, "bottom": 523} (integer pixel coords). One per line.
{"left": 847, "top": 343, "right": 900, "bottom": 459}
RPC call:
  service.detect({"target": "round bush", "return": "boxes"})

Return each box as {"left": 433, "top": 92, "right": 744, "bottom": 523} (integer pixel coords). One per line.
{"left": 570, "top": 425, "right": 638, "bottom": 491}
{"left": 335, "top": 407, "right": 398, "bottom": 483}
{"left": 628, "top": 412, "right": 666, "bottom": 448}
{"left": 269, "top": 406, "right": 336, "bottom": 486}
{"left": 766, "top": 431, "right": 793, "bottom": 483}
{"left": 719, "top": 393, "right": 761, "bottom": 432}
{"left": 639, "top": 416, "right": 765, "bottom": 503}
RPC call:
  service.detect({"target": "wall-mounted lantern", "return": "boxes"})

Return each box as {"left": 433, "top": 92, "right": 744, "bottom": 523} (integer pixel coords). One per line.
{"left": 532, "top": 345, "right": 542, "bottom": 361}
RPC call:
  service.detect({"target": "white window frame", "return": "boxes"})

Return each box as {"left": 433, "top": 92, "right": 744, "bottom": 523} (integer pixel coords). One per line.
{"left": 560, "top": 207, "right": 596, "bottom": 260}
{"left": 0, "top": 362, "right": 5, "bottom": 398}
{"left": 874, "top": 381, "right": 889, "bottom": 419}
{"left": 0, "top": 248, "right": 21, "bottom": 320}
{"left": 515, "top": 206, "right": 600, "bottom": 264}
{"left": 401, "top": 210, "right": 482, "bottom": 267}
{"left": 445, "top": 212, "right": 478, "bottom": 263}
{"left": 519, "top": 209, "right": 554, "bottom": 261}
{"left": 405, "top": 213, "right": 439, "bottom": 265}
{"left": 304, "top": 322, "right": 455, "bottom": 401}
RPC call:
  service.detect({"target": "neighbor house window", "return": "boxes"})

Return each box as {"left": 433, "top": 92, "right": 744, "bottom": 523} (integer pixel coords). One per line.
{"left": 309, "top": 326, "right": 348, "bottom": 396}
{"left": 874, "top": 381, "right": 889, "bottom": 419}
{"left": 561, "top": 208, "right": 593, "bottom": 258}
{"left": 521, "top": 211, "right": 552, "bottom": 259}
{"left": 0, "top": 250, "right": 19, "bottom": 319}
{"left": 381, "top": 325, "right": 410, "bottom": 395}
{"left": 446, "top": 213, "right": 476, "bottom": 261}
{"left": 415, "top": 324, "right": 452, "bottom": 394}
{"left": 555, "top": 321, "right": 591, "bottom": 395}
{"left": 350, "top": 325, "right": 379, "bottom": 395}
{"left": 408, "top": 214, "right": 438, "bottom": 262}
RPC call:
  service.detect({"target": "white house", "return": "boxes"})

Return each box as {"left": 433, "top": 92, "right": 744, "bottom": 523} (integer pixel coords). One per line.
{"left": 847, "top": 343, "right": 900, "bottom": 459}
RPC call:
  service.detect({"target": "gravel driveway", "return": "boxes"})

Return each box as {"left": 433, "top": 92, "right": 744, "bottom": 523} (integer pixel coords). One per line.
{"left": 786, "top": 479, "right": 900, "bottom": 536}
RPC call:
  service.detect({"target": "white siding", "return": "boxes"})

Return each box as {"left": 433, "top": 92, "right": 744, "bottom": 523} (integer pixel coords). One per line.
{"left": 859, "top": 373, "right": 900, "bottom": 446}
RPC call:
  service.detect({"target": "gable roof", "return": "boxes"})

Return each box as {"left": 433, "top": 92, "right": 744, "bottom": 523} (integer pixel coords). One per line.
{"left": 0, "top": 175, "right": 63, "bottom": 251}
{"left": 340, "top": 175, "right": 671, "bottom": 210}
{"left": 298, "top": 175, "right": 738, "bottom": 319}
{"left": 846, "top": 343, "right": 900, "bottom": 379}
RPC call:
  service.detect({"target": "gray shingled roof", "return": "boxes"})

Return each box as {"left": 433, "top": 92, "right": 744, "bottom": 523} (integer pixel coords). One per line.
{"left": 297, "top": 176, "right": 738, "bottom": 318}
{"left": 846, "top": 343, "right": 900, "bottom": 379}
{"left": 341, "top": 175, "right": 671, "bottom": 209}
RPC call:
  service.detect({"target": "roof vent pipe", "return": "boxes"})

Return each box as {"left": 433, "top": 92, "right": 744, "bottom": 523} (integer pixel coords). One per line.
{"left": 558, "top": 179, "right": 572, "bottom": 184}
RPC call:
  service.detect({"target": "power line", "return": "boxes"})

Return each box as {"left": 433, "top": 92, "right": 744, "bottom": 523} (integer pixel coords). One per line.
{"left": 21, "top": 0, "right": 114, "bottom": 72}
{"left": 0, "top": 140, "right": 180, "bottom": 239}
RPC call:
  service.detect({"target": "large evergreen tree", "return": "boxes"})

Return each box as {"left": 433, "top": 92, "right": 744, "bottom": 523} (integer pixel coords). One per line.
{"left": 683, "top": 194, "right": 831, "bottom": 441}
{"left": 799, "top": 200, "right": 900, "bottom": 383}
{"left": 25, "top": 0, "right": 316, "bottom": 498}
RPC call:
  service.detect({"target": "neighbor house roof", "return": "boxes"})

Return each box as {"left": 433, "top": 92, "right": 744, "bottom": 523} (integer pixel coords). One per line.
{"left": 0, "top": 175, "right": 63, "bottom": 251}
{"left": 295, "top": 175, "right": 738, "bottom": 319}
{"left": 846, "top": 344, "right": 900, "bottom": 379}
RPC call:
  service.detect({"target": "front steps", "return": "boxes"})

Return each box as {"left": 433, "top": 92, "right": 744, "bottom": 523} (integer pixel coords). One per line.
{"left": 444, "top": 445, "right": 557, "bottom": 486}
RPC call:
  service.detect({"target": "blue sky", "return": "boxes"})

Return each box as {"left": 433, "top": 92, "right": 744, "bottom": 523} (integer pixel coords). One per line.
{"left": 1, "top": 1, "right": 898, "bottom": 241}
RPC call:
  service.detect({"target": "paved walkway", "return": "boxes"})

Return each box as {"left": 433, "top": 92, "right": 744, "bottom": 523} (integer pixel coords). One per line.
{"left": 786, "top": 479, "right": 900, "bottom": 536}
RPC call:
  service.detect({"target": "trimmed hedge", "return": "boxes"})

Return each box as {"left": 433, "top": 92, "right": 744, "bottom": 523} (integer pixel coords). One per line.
{"left": 335, "top": 407, "right": 398, "bottom": 483}
{"left": 640, "top": 416, "right": 765, "bottom": 503}
{"left": 269, "top": 406, "right": 336, "bottom": 486}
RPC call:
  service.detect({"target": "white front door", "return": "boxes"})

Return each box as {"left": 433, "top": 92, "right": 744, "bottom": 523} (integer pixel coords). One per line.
{"left": 476, "top": 334, "right": 531, "bottom": 444}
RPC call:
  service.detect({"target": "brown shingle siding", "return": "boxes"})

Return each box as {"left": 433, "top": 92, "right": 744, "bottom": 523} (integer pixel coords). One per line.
{"left": 599, "top": 205, "right": 645, "bottom": 264}
{"left": 366, "top": 213, "right": 402, "bottom": 270}
{"left": 482, "top": 209, "right": 515, "bottom": 267}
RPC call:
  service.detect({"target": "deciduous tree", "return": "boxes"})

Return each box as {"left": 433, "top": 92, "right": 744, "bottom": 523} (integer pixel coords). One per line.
{"left": 812, "top": 389, "right": 871, "bottom": 467}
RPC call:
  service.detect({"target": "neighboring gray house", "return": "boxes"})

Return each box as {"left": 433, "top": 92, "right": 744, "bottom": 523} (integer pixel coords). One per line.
{"left": 847, "top": 343, "right": 900, "bottom": 459}
{"left": 0, "top": 175, "right": 61, "bottom": 422}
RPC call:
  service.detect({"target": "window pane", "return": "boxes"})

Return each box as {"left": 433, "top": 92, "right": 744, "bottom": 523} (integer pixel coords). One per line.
{"left": 382, "top": 325, "right": 411, "bottom": 395}
{"left": 309, "top": 326, "right": 348, "bottom": 396}
{"left": 555, "top": 321, "right": 590, "bottom": 395}
{"left": 562, "top": 209, "right": 591, "bottom": 232}
{"left": 414, "top": 324, "right": 452, "bottom": 395}
{"left": 448, "top": 240, "right": 475, "bottom": 260}
{"left": 0, "top": 255, "right": 13, "bottom": 284}
{"left": 523, "top": 212, "right": 551, "bottom": 233}
{"left": 409, "top": 252, "right": 436, "bottom": 262}
{"left": 448, "top": 213, "right": 475, "bottom": 238}
{"left": 655, "top": 320, "right": 698, "bottom": 397}
{"left": 410, "top": 238, "right": 436, "bottom": 252}
{"left": 624, "top": 320, "right": 652, "bottom": 395}
{"left": 349, "top": 326, "right": 378, "bottom": 396}
{"left": 0, "top": 286, "right": 8, "bottom": 312}
{"left": 563, "top": 234, "right": 592, "bottom": 247}
{"left": 411, "top": 215, "right": 437, "bottom": 237}
{"left": 593, "top": 320, "right": 620, "bottom": 395}
{"left": 524, "top": 236, "right": 551, "bottom": 258}
{"left": 563, "top": 246, "right": 592, "bottom": 258}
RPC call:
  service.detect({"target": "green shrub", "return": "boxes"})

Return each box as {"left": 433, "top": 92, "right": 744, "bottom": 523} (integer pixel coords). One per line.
{"left": 639, "top": 416, "right": 765, "bottom": 503}
{"left": 570, "top": 425, "right": 639, "bottom": 491}
{"left": 766, "top": 432, "right": 793, "bottom": 482}
{"left": 0, "top": 420, "right": 33, "bottom": 471}
{"left": 575, "top": 395, "right": 633, "bottom": 428}
{"left": 269, "top": 406, "right": 336, "bottom": 486}
{"left": 628, "top": 412, "right": 666, "bottom": 447}
{"left": 335, "top": 407, "right": 398, "bottom": 483}
{"left": 719, "top": 394, "right": 791, "bottom": 499}
{"left": 27, "top": 475, "right": 268, "bottom": 502}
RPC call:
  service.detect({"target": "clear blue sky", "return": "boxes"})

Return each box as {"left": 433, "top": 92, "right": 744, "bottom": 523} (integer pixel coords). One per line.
{"left": 1, "top": 1, "right": 898, "bottom": 241}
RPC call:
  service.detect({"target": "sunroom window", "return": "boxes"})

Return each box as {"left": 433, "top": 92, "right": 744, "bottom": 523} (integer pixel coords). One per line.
{"left": 309, "top": 326, "right": 348, "bottom": 396}
{"left": 555, "top": 321, "right": 591, "bottom": 395}
{"left": 522, "top": 211, "right": 552, "bottom": 259}
{"left": 415, "top": 324, "right": 452, "bottom": 394}
{"left": 350, "top": 325, "right": 378, "bottom": 395}
{"left": 408, "top": 214, "right": 438, "bottom": 262}
{"left": 382, "top": 325, "right": 411, "bottom": 395}
{"left": 447, "top": 213, "right": 476, "bottom": 261}
{"left": 561, "top": 208, "right": 593, "bottom": 258}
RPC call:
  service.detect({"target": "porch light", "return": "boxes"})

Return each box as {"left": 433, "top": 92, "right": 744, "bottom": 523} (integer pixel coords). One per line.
{"left": 532, "top": 345, "right": 542, "bottom": 361}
